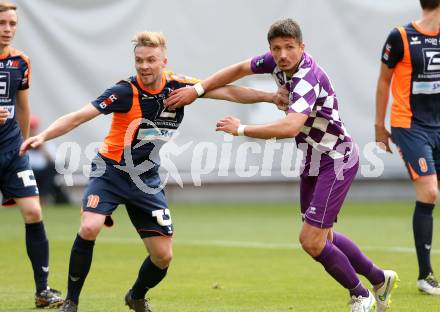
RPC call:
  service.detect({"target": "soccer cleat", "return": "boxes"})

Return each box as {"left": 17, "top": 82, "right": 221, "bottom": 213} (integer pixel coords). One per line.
{"left": 373, "top": 270, "right": 399, "bottom": 312}
{"left": 35, "top": 287, "right": 64, "bottom": 308}
{"left": 125, "top": 289, "right": 152, "bottom": 312}
{"left": 349, "top": 290, "right": 376, "bottom": 312}
{"left": 417, "top": 273, "right": 440, "bottom": 295}
{"left": 57, "top": 299, "right": 78, "bottom": 312}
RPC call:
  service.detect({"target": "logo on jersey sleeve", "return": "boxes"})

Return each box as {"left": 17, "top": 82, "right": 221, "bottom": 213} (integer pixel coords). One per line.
{"left": 21, "top": 68, "right": 29, "bottom": 88}
{"left": 99, "top": 94, "right": 118, "bottom": 109}
{"left": 255, "top": 58, "right": 265, "bottom": 68}
{"left": 383, "top": 44, "right": 391, "bottom": 61}
{"left": 0, "top": 72, "right": 10, "bottom": 98}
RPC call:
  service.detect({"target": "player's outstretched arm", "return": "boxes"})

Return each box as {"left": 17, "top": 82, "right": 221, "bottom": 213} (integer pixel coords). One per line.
{"left": 204, "top": 85, "right": 289, "bottom": 111}
{"left": 375, "top": 63, "right": 394, "bottom": 153}
{"left": 216, "top": 112, "right": 307, "bottom": 139}
{"left": 204, "top": 85, "right": 275, "bottom": 104}
{"left": 19, "top": 103, "right": 100, "bottom": 156}
{"left": 165, "top": 59, "right": 253, "bottom": 109}
{"left": 16, "top": 89, "right": 31, "bottom": 139}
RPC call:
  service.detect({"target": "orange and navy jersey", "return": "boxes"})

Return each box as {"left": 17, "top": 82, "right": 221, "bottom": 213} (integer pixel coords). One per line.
{"left": 91, "top": 70, "right": 199, "bottom": 169}
{"left": 381, "top": 22, "right": 440, "bottom": 128}
{"left": 0, "top": 47, "right": 31, "bottom": 152}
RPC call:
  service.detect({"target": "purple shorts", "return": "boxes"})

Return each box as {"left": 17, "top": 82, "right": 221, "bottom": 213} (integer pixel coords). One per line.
{"left": 300, "top": 151, "right": 359, "bottom": 229}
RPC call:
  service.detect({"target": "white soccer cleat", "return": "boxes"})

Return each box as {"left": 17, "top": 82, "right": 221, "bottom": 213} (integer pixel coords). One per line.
{"left": 373, "top": 270, "right": 399, "bottom": 312}
{"left": 417, "top": 273, "right": 440, "bottom": 295}
{"left": 349, "top": 289, "right": 376, "bottom": 312}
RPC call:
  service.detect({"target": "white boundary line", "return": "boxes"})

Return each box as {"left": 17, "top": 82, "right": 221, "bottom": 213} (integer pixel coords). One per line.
{"left": 176, "top": 239, "right": 440, "bottom": 254}
{"left": 19, "top": 236, "right": 437, "bottom": 254}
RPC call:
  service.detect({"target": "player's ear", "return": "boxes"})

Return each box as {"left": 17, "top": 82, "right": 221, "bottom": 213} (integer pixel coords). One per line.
{"left": 163, "top": 56, "right": 168, "bottom": 66}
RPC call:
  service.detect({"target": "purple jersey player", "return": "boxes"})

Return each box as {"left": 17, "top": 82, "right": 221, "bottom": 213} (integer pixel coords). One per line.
{"left": 166, "top": 18, "right": 398, "bottom": 312}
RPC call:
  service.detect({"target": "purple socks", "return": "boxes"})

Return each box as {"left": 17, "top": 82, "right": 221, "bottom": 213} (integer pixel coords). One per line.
{"left": 314, "top": 240, "right": 369, "bottom": 297}
{"left": 333, "top": 232, "right": 385, "bottom": 286}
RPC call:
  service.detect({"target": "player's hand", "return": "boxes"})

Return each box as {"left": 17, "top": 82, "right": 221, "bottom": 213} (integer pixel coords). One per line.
{"left": 274, "top": 85, "right": 289, "bottom": 111}
{"left": 216, "top": 116, "right": 241, "bottom": 135}
{"left": 0, "top": 107, "right": 10, "bottom": 124}
{"left": 165, "top": 86, "right": 199, "bottom": 110}
{"left": 19, "top": 135, "right": 45, "bottom": 156}
{"left": 375, "top": 125, "right": 392, "bottom": 153}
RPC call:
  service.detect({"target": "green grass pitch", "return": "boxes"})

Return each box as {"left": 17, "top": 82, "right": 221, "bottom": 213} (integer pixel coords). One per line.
{"left": 0, "top": 201, "right": 439, "bottom": 311}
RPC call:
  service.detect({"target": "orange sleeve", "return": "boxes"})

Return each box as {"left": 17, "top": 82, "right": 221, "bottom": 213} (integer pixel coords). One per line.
{"left": 390, "top": 26, "right": 412, "bottom": 128}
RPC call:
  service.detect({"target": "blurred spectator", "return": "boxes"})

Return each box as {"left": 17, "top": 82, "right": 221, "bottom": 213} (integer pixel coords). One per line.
{"left": 28, "top": 115, "right": 70, "bottom": 204}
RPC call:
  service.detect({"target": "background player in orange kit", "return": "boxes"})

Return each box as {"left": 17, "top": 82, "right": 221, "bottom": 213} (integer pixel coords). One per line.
{"left": 0, "top": 2, "right": 63, "bottom": 308}
{"left": 376, "top": 0, "right": 440, "bottom": 296}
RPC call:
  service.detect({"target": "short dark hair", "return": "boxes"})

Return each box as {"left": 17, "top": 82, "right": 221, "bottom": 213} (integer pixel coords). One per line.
{"left": 0, "top": 1, "right": 16, "bottom": 13}
{"left": 420, "top": 0, "right": 440, "bottom": 10}
{"left": 267, "top": 18, "right": 302, "bottom": 43}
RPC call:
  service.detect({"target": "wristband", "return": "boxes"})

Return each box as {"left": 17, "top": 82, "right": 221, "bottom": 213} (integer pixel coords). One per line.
{"left": 193, "top": 82, "right": 205, "bottom": 97}
{"left": 237, "top": 124, "right": 247, "bottom": 136}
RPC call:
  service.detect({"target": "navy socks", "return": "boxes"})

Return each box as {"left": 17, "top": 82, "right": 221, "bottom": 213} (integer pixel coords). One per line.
{"left": 25, "top": 221, "right": 49, "bottom": 293}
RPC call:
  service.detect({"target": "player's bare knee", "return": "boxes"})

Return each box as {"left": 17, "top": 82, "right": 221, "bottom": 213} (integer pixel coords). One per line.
{"left": 159, "top": 251, "right": 173, "bottom": 267}
{"left": 18, "top": 198, "right": 43, "bottom": 223}
{"left": 299, "top": 235, "right": 313, "bottom": 254}
{"left": 79, "top": 223, "right": 101, "bottom": 240}
{"left": 415, "top": 177, "right": 438, "bottom": 203}
{"left": 300, "top": 241, "right": 322, "bottom": 257}
{"left": 151, "top": 251, "right": 172, "bottom": 269}
{"left": 423, "top": 187, "right": 438, "bottom": 203}
{"left": 299, "top": 233, "right": 324, "bottom": 257}
{"left": 22, "top": 207, "right": 42, "bottom": 223}
{"left": 417, "top": 186, "right": 438, "bottom": 203}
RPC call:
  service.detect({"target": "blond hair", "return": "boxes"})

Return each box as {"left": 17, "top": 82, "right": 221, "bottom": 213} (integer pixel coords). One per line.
{"left": 132, "top": 31, "right": 166, "bottom": 51}
{"left": 0, "top": 1, "right": 16, "bottom": 12}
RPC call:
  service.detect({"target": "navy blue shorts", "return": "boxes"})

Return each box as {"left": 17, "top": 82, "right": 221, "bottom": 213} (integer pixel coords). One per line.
{"left": 391, "top": 125, "right": 440, "bottom": 180}
{"left": 0, "top": 149, "right": 39, "bottom": 205}
{"left": 82, "top": 162, "right": 173, "bottom": 238}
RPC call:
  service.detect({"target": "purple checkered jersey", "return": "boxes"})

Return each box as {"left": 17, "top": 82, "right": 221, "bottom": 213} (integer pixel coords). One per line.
{"left": 251, "top": 52, "right": 353, "bottom": 159}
